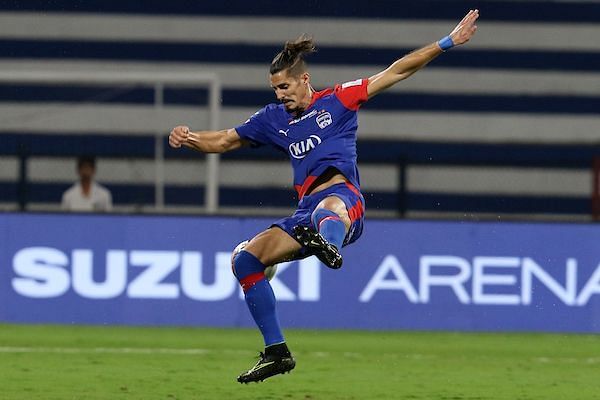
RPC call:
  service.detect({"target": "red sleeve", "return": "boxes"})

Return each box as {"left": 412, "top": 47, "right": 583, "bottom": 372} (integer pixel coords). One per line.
{"left": 334, "top": 78, "right": 369, "bottom": 111}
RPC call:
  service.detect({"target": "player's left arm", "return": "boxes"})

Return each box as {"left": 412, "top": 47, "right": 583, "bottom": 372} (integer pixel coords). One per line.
{"left": 367, "top": 9, "right": 479, "bottom": 99}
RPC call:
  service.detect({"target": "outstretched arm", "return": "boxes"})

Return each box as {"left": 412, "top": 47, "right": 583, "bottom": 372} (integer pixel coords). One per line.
{"left": 367, "top": 9, "right": 479, "bottom": 99}
{"left": 169, "top": 126, "right": 247, "bottom": 153}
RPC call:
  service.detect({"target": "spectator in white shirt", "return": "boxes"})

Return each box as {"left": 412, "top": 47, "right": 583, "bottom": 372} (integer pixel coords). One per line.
{"left": 61, "top": 155, "right": 112, "bottom": 212}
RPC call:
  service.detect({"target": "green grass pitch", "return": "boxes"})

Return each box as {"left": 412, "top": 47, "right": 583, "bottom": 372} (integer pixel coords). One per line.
{"left": 0, "top": 324, "right": 598, "bottom": 399}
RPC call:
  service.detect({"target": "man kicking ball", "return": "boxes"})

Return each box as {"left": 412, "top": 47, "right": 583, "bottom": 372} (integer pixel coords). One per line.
{"left": 169, "top": 9, "right": 479, "bottom": 383}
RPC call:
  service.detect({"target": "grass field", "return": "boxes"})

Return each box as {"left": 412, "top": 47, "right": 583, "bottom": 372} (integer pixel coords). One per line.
{"left": 0, "top": 324, "right": 598, "bottom": 400}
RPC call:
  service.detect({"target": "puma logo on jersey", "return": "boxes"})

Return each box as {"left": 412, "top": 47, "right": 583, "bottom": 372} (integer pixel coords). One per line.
{"left": 289, "top": 135, "right": 322, "bottom": 159}
{"left": 278, "top": 129, "right": 289, "bottom": 136}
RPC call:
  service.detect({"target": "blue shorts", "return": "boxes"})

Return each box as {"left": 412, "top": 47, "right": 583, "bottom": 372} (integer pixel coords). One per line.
{"left": 272, "top": 182, "right": 365, "bottom": 257}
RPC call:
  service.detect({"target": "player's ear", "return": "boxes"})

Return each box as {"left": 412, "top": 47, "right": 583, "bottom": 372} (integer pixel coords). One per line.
{"left": 300, "top": 72, "right": 310, "bottom": 85}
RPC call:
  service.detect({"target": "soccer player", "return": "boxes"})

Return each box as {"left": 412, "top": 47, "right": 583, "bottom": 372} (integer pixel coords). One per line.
{"left": 169, "top": 9, "right": 479, "bottom": 383}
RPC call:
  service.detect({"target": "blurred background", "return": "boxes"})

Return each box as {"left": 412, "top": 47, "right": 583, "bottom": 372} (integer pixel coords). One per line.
{"left": 1, "top": 0, "right": 599, "bottom": 221}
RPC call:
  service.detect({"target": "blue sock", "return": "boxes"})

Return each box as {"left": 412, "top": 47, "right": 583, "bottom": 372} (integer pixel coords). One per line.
{"left": 232, "top": 250, "right": 284, "bottom": 346}
{"left": 311, "top": 208, "right": 346, "bottom": 249}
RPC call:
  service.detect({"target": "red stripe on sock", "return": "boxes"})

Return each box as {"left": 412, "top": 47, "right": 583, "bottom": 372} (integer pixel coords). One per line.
{"left": 318, "top": 215, "right": 341, "bottom": 230}
{"left": 240, "top": 272, "right": 266, "bottom": 292}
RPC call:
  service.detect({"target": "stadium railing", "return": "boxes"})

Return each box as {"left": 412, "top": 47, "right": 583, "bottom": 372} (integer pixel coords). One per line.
{"left": 2, "top": 133, "right": 600, "bottom": 220}
{"left": 0, "top": 69, "right": 222, "bottom": 213}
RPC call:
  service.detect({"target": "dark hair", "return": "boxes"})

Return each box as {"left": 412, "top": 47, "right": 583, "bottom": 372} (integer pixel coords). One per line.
{"left": 77, "top": 155, "right": 96, "bottom": 169}
{"left": 270, "top": 34, "right": 316, "bottom": 76}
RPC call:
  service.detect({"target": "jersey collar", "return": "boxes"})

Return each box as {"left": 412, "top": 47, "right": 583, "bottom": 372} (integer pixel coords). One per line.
{"left": 287, "top": 87, "right": 333, "bottom": 118}
{"left": 307, "top": 87, "right": 333, "bottom": 109}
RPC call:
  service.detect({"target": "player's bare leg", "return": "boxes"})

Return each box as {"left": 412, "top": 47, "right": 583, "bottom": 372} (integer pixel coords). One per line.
{"left": 244, "top": 227, "right": 303, "bottom": 266}
{"left": 294, "top": 195, "right": 351, "bottom": 269}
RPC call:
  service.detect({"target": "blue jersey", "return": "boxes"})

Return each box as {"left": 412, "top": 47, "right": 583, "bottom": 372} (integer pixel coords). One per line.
{"left": 235, "top": 78, "right": 369, "bottom": 199}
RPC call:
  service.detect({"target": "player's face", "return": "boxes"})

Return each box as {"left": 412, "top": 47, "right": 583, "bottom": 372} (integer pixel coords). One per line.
{"left": 270, "top": 70, "right": 310, "bottom": 113}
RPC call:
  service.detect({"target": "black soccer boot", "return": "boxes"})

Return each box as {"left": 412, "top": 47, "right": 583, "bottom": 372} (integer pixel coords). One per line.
{"left": 237, "top": 350, "right": 296, "bottom": 384}
{"left": 293, "top": 225, "right": 343, "bottom": 269}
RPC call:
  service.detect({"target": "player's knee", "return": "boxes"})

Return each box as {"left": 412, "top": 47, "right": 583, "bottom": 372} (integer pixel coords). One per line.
{"left": 312, "top": 207, "right": 350, "bottom": 230}
{"left": 231, "top": 250, "right": 241, "bottom": 280}
{"left": 231, "top": 240, "right": 248, "bottom": 279}
{"left": 231, "top": 248, "right": 265, "bottom": 283}
{"left": 336, "top": 208, "right": 350, "bottom": 225}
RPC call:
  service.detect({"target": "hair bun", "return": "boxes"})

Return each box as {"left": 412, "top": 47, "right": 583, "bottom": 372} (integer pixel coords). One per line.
{"left": 270, "top": 34, "right": 316, "bottom": 75}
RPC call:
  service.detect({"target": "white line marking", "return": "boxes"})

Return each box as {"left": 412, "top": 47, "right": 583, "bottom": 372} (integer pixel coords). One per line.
{"left": 0, "top": 346, "right": 224, "bottom": 355}
{"left": 0, "top": 346, "right": 355, "bottom": 358}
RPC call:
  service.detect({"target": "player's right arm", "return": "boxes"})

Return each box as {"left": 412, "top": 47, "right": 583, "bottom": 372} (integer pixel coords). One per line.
{"left": 168, "top": 126, "right": 247, "bottom": 153}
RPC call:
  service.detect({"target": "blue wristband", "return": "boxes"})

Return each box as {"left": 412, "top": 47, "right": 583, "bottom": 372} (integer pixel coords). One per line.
{"left": 438, "top": 35, "right": 455, "bottom": 51}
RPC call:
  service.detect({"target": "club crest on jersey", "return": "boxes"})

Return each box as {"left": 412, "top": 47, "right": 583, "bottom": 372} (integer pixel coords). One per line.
{"left": 288, "top": 135, "right": 322, "bottom": 159}
{"left": 316, "top": 112, "right": 332, "bottom": 129}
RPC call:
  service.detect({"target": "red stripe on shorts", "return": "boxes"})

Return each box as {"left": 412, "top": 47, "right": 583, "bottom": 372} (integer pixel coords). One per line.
{"left": 348, "top": 202, "right": 363, "bottom": 222}
{"left": 344, "top": 182, "right": 364, "bottom": 222}
{"left": 295, "top": 175, "right": 319, "bottom": 199}
{"left": 345, "top": 182, "right": 361, "bottom": 197}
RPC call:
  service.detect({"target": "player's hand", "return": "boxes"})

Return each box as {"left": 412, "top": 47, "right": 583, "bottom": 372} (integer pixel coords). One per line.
{"left": 449, "top": 9, "right": 479, "bottom": 46}
{"left": 169, "top": 125, "right": 190, "bottom": 148}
